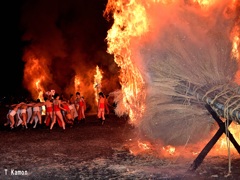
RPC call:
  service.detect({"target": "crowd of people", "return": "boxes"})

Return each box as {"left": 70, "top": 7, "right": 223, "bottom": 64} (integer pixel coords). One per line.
{"left": 3, "top": 91, "right": 112, "bottom": 130}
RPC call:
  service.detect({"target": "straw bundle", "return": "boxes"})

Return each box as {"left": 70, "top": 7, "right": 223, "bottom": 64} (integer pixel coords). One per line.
{"left": 138, "top": 13, "right": 238, "bottom": 145}
{"left": 138, "top": 3, "right": 240, "bottom": 145}
{"left": 110, "top": 1, "right": 240, "bottom": 146}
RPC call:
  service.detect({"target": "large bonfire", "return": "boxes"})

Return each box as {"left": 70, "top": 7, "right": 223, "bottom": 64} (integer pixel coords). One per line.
{"left": 104, "top": 0, "right": 240, "bottom": 156}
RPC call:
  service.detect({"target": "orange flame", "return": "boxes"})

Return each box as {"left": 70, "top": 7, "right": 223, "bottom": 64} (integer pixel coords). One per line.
{"left": 93, "top": 65, "right": 103, "bottom": 104}
{"left": 104, "top": 0, "right": 148, "bottom": 124}
{"left": 232, "top": 34, "right": 240, "bottom": 60}
{"left": 74, "top": 74, "right": 81, "bottom": 93}
{"left": 35, "top": 79, "right": 44, "bottom": 101}
{"left": 23, "top": 51, "right": 50, "bottom": 116}
{"left": 128, "top": 123, "right": 240, "bottom": 158}
{"left": 22, "top": 48, "right": 54, "bottom": 102}
{"left": 232, "top": 26, "right": 240, "bottom": 84}
{"left": 227, "top": 0, "right": 240, "bottom": 84}
{"left": 162, "top": 145, "right": 176, "bottom": 155}
{"left": 128, "top": 140, "right": 152, "bottom": 155}
{"left": 209, "top": 123, "right": 240, "bottom": 155}
{"left": 23, "top": 56, "right": 46, "bottom": 101}
{"left": 138, "top": 140, "right": 151, "bottom": 150}
{"left": 192, "top": 0, "right": 217, "bottom": 8}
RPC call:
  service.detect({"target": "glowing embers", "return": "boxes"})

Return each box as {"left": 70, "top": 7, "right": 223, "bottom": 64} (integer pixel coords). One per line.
{"left": 162, "top": 145, "right": 176, "bottom": 155}
{"left": 128, "top": 122, "right": 239, "bottom": 158}
{"left": 210, "top": 122, "right": 240, "bottom": 155}
{"left": 129, "top": 140, "right": 177, "bottom": 157}
{"left": 138, "top": 140, "right": 151, "bottom": 150}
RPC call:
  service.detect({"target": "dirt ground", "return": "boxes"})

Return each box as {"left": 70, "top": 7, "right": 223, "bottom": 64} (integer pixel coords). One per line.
{"left": 0, "top": 106, "right": 239, "bottom": 180}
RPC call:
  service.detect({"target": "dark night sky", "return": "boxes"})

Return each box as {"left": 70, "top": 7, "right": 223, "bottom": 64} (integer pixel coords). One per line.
{"left": 1, "top": 1, "right": 25, "bottom": 96}
{"left": 0, "top": 0, "right": 115, "bottom": 98}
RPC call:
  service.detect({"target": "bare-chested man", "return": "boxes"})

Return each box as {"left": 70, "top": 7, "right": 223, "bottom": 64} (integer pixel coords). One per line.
{"left": 68, "top": 94, "right": 77, "bottom": 120}
{"left": 4, "top": 102, "right": 25, "bottom": 129}
{"left": 29, "top": 99, "right": 44, "bottom": 128}
{"left": 19, "top": 102, "right": 35, "bottom": 129}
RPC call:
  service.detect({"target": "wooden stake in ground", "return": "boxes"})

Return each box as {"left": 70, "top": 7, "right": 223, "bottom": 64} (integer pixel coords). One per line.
{"left": 189, "top": 104, "right": 240, "bottom": 171}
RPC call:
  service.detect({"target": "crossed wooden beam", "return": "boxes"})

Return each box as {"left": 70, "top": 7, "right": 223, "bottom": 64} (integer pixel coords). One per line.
{"left": 189, "top": 104, "right": 240, "bottom": 171}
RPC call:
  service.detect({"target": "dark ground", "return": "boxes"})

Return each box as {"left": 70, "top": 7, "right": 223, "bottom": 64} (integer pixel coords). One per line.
{"left": 0, "top": 106, "right": 239, "bottom": 180}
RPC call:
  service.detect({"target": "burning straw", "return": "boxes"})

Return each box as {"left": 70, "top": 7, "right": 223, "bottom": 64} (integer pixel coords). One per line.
{"left": 138, "top": 5, "right": 239, "bottom": 145}
{"left": 105, "top": 0, "right": 240, "bottom": 146}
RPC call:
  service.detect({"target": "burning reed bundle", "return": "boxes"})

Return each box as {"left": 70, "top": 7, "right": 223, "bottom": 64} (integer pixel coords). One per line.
{"left": 173, "top": 81, "right": 240, "bottom": 123}
{"left": 109, "top": 89, "right": 129, "bottom": 117}
{"left": 137, "top": 2, "right": 240, "bottom": 147}
{"left": 137, "top": 10, "right": 239, "bottom": 145}
{"left": 195, "top": 84, "right": 240, "bottom": 123}
{"left": 105, "top": 1, "right": 240, "bottom": 147}
{"left": 139, "top": 50, "right": 238, "bottom": 146}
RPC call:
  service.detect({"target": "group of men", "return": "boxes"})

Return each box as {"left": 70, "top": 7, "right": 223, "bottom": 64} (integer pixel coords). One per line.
{"left": 3, "top": 91, "right": 110, "bottom": 130}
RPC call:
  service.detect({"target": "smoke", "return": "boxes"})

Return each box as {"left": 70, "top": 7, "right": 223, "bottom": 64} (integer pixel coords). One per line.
{"left": 20, "top": 0, "right": 120, "bottom": 110}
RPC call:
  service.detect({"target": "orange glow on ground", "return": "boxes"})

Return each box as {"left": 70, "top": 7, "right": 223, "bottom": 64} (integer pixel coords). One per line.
{"left": 127, "top": 122, "right": 239, "bottom": 159}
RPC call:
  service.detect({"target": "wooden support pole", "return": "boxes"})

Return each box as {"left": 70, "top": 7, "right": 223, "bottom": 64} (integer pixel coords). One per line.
{"left": 189, "top": 104, "right": 240, "bottom": 171}
{"left": 189, "top": 121, "right": 228, "bottom": 171}
{"left": 205, "top": 105, "right": 240, "bottom": 154}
